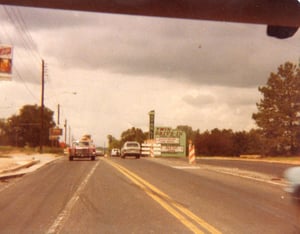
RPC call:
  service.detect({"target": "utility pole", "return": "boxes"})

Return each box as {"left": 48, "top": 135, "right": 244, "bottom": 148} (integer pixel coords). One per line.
{"left": 68, "top": 126, "right": 71, "bottom": 146}
{"left": 39, "top": 59, "right": 45, "bottom": 153}
{"left": 57, "top": 104, "right": 60, "bottom": 125}
{"left": 64, "top": 119, "right": 67, "bottom": 144}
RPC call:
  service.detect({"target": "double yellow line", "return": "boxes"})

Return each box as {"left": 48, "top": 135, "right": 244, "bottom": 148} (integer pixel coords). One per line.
{"left": 106, "top": 159, "right": 222, "bottom": 234}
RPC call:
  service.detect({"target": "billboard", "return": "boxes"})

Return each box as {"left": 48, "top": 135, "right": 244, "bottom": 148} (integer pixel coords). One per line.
{"left": 154, "top": 127, "right": 186, "bottom": 157}
{"left": 0, "top": 45, "right": 13, "bottom": 81}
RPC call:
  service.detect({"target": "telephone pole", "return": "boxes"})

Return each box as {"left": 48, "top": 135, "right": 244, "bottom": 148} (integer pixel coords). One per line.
{"left": 39, "top": 59, "right": 45, "bottom": 153}
{"left": 57, "top": 104, "right": 60, "bottom": 125}
{"left": 64, "top": 119, "right": 67, "bottom": 144}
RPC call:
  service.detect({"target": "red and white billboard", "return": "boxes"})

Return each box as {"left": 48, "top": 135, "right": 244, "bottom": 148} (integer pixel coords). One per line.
{"left": 0, "top": 45, "right": 13, "bottom": 81}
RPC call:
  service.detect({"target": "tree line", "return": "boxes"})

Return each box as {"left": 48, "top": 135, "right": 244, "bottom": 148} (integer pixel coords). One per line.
{"left": 0, "top": 104, "right": 55, "bottom": 147}
{"left": 106, "top": 126, "right": 264, "bottom": 157}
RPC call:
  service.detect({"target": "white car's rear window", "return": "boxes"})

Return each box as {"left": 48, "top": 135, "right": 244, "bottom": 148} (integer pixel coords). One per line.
{"left": 127, "top": 143, "right": 139, "bottom": 147}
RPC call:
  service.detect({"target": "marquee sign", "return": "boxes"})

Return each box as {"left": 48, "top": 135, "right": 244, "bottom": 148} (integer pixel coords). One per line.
{"left": 161, "top": 145, "right": 184, "bottom": 153}
{"left": 155, "top": 138, "right": 179, "bottom": 144}
{"left": 154, "top": 127, "right": 183, "bottom": 138}
{"left": 154, "top": 127, "right": 186, "bottom": 157}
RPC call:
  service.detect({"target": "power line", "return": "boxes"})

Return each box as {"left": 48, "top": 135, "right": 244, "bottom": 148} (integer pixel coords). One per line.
{"left": 11, "top": 7, "right": 42, "bottom": 63}
{"left": 3, "top": 6, "right": 41, "bottom": 63}
{"left": 14, "top": 68, "right": 39, "bottom": 102}
{"left": 0, "top": 5, "right": 42, "bottom": 103}
{"left": 1, "top": 6, "right": 41, "bottom": 83}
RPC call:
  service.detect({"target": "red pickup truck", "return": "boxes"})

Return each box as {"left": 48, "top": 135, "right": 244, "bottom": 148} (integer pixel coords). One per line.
{"left": 69, "top": 136, "right": 96, "bottom": 161}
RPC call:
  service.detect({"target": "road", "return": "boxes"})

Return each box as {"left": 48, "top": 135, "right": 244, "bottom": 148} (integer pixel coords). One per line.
{"left": 198, "top": 158, "right": 295, "bottom": 178}
{"left": 0, "top": 156, "right": 299, "bottom": 234}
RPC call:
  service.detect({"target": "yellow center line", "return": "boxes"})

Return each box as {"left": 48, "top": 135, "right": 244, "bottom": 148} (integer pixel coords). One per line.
{"left": 113, "top": 163, "right": 203, "bottom": 233}
{"left": 105, "top": 159, "right": 222, "bottom": 234}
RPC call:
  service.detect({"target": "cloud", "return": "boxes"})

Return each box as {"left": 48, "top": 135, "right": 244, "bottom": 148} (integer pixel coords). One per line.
{"left": 182, "top": 86, "right": 258, "bottom": 107}
{"left": 182, "top": 93, "right": 215, "bottom": 107}
{"left": 3, "top": 6, "right": 298, "bottom": 88}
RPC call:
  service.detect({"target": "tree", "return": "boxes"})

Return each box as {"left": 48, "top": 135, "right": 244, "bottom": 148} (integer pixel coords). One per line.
{"left": 107, "top": 134, "right": 121, "bottom": 151}
{"left": 0, "top": 118, "right": 10, "bottom": 145}
{"left": 2, "top": 104, "right": 55, "bottom": 147}
{"left": 176, "top": 125, "right": 194, "bottom": 156}
{"left": 120, "top": 127, "right": 147, "bottom": 144}
{"left": 252, "top": 62, "right": 300, "bottom": 155}
{"left": 194, "top": 128, "right": 235, "bottom": 156}
{"left": 176, "top": 125, "right": 194, "bottom": 141}
{"left": 245, "top": 129, "right": 264, "bottom": 155}
{"left": 232, "top": 131, "right": 249, "bottom": 156}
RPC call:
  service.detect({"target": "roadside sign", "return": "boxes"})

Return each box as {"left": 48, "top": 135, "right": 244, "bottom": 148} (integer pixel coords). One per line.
{"left": 49, "top": 128, "right": 63, "bottom": 136}
{"left": 154, "top": 127, "right": 186, "bottom": 157}
{"left": 0, "top": 45, "right": 13, "bottom": 81}
{"left": 49, "top": 135, "right": 59, "bottom": 140}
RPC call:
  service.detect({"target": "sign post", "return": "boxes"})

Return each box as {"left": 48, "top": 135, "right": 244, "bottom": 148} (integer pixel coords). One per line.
{"left": 149, "top": 110, "right": 155, "bottom": 139}
{"left": 49, "top": 127, "right": 63, "bottom": 147}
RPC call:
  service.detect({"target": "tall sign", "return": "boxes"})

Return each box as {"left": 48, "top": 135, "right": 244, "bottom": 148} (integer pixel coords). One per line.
{"left": 0, "top": 45, "right": 13, "bottom": 81}
{"left": 149, "top": 110, "right": 155, "bottom": 139}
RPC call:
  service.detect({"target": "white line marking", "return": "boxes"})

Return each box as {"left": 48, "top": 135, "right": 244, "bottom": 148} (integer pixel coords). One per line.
{"left": 202, "top": 166, "right": 287, "bottom": 186}
{"left": 47, "top": 161, "right": 100, "bottom": 234}
{"left": 171, "top": 166, "right": 200, "bottom": 169}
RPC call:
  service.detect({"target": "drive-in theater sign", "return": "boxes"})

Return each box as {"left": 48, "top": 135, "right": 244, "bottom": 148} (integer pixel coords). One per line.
{"left": 154, "top": 127, "right": 186, "bottom": 157}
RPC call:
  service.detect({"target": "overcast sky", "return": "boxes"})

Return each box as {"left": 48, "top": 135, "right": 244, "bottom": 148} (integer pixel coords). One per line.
{"left": 0, "top": 5, "right": 299, "bottom": 146}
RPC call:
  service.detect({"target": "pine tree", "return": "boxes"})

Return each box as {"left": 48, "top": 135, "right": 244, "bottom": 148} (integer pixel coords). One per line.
{"left": 252, "top": 62, "right": 300, "bottom": 155}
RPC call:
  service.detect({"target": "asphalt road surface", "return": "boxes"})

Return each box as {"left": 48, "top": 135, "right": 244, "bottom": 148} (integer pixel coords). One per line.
{"left": 198, "top": 158, "right": 295, "bottom": 178}
{"left": 0, "top": 157, "right": 299, "bottom": 234}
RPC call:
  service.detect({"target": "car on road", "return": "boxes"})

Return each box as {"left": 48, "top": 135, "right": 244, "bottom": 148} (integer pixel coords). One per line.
{"left": 121, "top": 141, "right": 141, "bottom": 159}
{"left": 284, "top": 166, "right": 300, "bottom": 201}
{"left": 111, "top": 148, "right": 120, "bottom": 157}
{"left": 69, "top": 135, "right": 96, "bottom": 161}
{"left": 96, "top": 150, "right": 104, "bottom": 156}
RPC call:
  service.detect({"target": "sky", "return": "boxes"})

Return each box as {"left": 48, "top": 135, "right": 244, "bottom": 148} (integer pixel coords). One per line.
{"left": 0, "top": 5, "right": 299, "bottom": 146}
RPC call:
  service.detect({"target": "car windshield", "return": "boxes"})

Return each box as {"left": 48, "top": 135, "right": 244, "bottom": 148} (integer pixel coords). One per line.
{"left": 0, "top": 2, "right": 299, "bottom": 234}
{"left": 78, "top": 141, "right": 89, "bottom": 147}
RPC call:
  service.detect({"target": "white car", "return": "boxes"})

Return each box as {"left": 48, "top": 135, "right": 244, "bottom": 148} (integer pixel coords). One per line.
{"left": 111, "top": 148, "right": 120, "bottom": 157}
{"left": 121, "top": 141, "right": 141, "bottom": 159}
{"left": 284, "top": 166, "right": 300, "bottom": 200}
